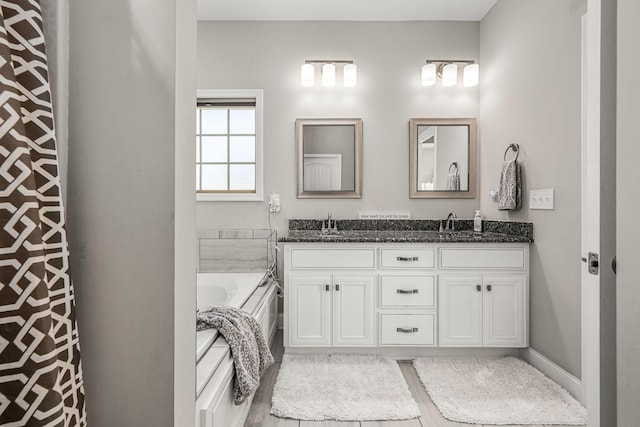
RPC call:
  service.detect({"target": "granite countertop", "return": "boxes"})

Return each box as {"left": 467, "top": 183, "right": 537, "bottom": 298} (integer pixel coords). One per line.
{"left": 278, "top": 219, "right": 534, "bottom": 244}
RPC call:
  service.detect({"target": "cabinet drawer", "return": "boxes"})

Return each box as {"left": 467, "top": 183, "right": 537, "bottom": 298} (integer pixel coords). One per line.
{"left": 380, "top": 314, "right": 435, "bottom": 346}
{"left": 440, "top": 248, "right": 525, "bottom": 269}
{"left": 380, "top": 276, "right": 435, "bottom": 307}
{"left": 290, "top": 249, "right": 375, "bottom": 269}
{"left": 380, "top": 249, "right": 434, "bottom": 269}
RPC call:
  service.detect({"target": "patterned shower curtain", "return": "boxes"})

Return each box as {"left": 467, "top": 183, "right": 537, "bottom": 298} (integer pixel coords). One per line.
{"left": 0, "top": 1, "right": 86, "bottom": 426}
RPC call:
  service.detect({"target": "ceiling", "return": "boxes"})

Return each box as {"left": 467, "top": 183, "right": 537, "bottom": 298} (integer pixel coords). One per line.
{"left": 197, "top": 0, "right": 499, "bottom": 22}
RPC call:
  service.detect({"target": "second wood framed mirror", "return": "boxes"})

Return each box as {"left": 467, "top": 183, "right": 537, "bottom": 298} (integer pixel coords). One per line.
{"left": 409, "top": 118, "right": 477, "bottom": 199}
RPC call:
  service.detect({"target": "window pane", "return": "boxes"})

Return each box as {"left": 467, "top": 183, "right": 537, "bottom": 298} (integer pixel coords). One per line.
{"left": 196, "top": 109, "right": 201, "bottom": 133}
{"left": 229, "top": 164, "right": 255, "bottom": 191}
{"left": 196, "top": 164, "right": 201, "bottom": 191}
{"left": 229, "top": 136, "right": 255, "bottom": 162}
{"left": 201, "top": 109, "right": 227, "bottom": 134}
{"left": 229, "top": 109, "right": 255, "bottom": 134}
{"left": 201, "top": 136, "right": 227, "bottom": 162}
{"left": 196, "top": 137, "right": 201, "bottom": 163}
{"left": 202, "top": 165, "right": 228, "bottom": 190}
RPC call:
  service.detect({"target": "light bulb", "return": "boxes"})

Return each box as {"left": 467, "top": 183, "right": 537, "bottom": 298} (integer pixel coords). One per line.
{"left": 442, "top": 63, "right": 458, "bottom": 87}
{"left": 343, "top": 63, "right": 357, "bottom": 87}
{"left": 322, "top": 63, "right": 336, "bottom": 87}
{"left": 301, "top": 64, "right": 314, "bottom": 87}
{"left": 463, "top": 63, "right": 479, "bottom": 87}
{"left": 421, "top": 63, "right": 436, "bottom": 86}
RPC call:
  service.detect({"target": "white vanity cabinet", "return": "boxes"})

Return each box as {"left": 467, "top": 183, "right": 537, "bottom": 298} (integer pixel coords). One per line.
{"left": 284, "top": 242, "right": 529, "bottom": 352}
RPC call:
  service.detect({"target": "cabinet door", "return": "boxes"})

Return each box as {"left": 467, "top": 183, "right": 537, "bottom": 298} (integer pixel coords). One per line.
{"left": 438, "top": 275, "right": 483, "bottom": 347}
{"left": 333, "top": 275, "right": 376, "bottom": 346}
{"left": 289, "top": 275, "right": 331, "bottom": 347}
{"left": 483, "top": 275, "right": 526, "bottom": 347}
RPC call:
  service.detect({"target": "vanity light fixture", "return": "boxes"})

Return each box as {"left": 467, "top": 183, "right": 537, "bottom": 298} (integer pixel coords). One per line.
{"left": 322, "top": 63, "right": 336, "bottom": 87}
{"left": 300, "top": 60, "right": 357, "bottom": 87}
{"left": 441, "top": 63, "right": 458, "bottom": 86}
{"left": 421, "top": 60, "right": 479, "bottom": 87}
{"left": 301, "top": 63, "right": 315, "bottom": 87}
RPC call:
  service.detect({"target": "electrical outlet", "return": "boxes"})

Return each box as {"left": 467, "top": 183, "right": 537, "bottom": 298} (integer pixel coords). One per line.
{"left": 269, "top": 193, "right": 280, "bottom": 212}
{"left": 529, "top": 188, "right": 554, "bottom": 210}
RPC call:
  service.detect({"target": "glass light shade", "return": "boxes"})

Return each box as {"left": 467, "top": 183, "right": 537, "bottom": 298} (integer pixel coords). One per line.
{"left": 441, "top": 63, "right": 458, "bottom": 87}
{"left": 301, "top": 64, "right": 315, "bottom": 87}
{"left": 421, "top": 63, "right": 436, "bottom": 86}
{"left": 322, "top": 63, "right": 336, "bottom": 87}
{"left": 463, "top": 63, "right": 479, "bottom": 87}
{"left": 343, "top": 63, "right": 357, "bottom": 87}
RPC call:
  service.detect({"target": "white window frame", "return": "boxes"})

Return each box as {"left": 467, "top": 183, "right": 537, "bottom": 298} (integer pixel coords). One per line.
{"left": 196, "top": 89, "right": 264, "bottom": 202}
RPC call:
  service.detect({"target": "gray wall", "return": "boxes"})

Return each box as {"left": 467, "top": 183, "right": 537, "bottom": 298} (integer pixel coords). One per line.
{"left": 480, "top": 0, "right": 586, "bottom": 377}
{"left": 617, "top": 0, "right": 639, "bottom": 423}
{"left": 197, "top": 21, "right": 481, "bottom": 229}
{"left": 67, "top": 0, "right": 196, "bottom": 426}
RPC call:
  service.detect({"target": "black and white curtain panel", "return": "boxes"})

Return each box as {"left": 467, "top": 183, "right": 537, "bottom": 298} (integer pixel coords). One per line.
{"left": 0, "top": 1, "right": 86, "bottom": 425}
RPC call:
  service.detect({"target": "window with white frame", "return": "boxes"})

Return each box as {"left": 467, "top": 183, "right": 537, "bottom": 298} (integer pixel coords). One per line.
{"left": 196, "top": 89, "right": 263, "bottom": 201}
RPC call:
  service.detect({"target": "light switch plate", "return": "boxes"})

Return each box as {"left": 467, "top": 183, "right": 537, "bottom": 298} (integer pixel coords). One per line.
{"left": 529, "top": 188, "right": 554, "bottom": 210}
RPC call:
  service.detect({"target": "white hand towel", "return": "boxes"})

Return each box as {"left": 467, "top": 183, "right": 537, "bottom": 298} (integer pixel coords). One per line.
{"left": 498, "top": 159, "right": 522, "bottom": 210}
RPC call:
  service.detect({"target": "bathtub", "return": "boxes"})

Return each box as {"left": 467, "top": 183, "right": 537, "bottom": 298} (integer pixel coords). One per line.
{"left": 197, "top": 272, "right": 266, "bottom": 310}
{"left": 196, "top": 272, "right": 279, "bottom": 427}
{"left": 196, "top": 272, "right": 267, "bottom": 362}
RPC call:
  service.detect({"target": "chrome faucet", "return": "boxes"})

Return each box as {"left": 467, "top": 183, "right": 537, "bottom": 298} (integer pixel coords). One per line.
{"left": 321, "top": 212, "right": 338, "bottom": 234}
{"left": 445, "top": 212, "right": 457, "bottom": 231}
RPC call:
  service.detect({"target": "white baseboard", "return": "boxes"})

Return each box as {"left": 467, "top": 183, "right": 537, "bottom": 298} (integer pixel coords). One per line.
{"left": 519, "top": 347, "right": 583, "bottom": 403}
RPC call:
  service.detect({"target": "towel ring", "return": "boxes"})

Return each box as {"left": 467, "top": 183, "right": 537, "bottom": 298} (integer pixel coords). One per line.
{"left": 504, "top": 144, "right": 519, "bottom": 161}
{"left": 448, "top": 162, "right": 459, "bottom": 174}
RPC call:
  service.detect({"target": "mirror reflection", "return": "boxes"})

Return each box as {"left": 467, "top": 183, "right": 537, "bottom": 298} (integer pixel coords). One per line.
{"left": 296, "top": 118, "right": 363, "bottom": 198}
{"left": 409, "top": 118, "right": 477, "bottom": 199}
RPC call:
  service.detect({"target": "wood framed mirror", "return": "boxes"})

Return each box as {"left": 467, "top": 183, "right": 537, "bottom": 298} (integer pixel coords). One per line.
{"left": 296, "top": 118, "right": 363, "bottom": 199}
{"left": 409, "top": 118, "right": 477, "bottom": 199}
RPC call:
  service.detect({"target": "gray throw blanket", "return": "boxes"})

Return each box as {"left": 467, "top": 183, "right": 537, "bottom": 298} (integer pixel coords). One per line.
{"left": 498, "top": 159, "right": 522, "bottom": 210}
{"left": 197, "top": 306, "right": 274, "bottom": 404}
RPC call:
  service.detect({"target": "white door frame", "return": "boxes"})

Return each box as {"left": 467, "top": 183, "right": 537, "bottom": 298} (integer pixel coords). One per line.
{"left": 582, "top": 1, "right": 617, "bottom": 425}
{"left": 582, "top": 7, "right": 600, "bottom": 425}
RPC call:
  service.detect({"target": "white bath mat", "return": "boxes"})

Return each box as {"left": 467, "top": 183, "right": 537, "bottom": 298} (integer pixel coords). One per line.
{"left": 413, "top": 356, "right": 586, "bottom": 425}
{"left": 270, "top": 354, "right": 420, "bottom": 421}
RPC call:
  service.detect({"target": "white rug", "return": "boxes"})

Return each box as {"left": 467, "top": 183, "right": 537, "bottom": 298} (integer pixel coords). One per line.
{"left": 413, "top": 357, "right": 586, "bottom": 425}
{"left": 270, "top": 354, "right": 420, "bottom": 421}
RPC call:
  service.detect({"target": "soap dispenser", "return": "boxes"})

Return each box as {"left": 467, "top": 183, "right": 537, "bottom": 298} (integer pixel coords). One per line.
{"left": 473, "top": 210, "right": 482, "bottom": 232}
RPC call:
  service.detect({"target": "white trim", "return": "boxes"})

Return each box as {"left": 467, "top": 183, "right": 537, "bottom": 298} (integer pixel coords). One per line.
{"left": 286, "top": 346, "right": 519, "bottom": 358}
{"left": 196, "top": 89, "right": 264, "bottom": 202}
{"left": 583, "top": 4, "right": 602, "bottom": 425}
{"left": 520, "top": 347, "right": 583, "bottom": 404}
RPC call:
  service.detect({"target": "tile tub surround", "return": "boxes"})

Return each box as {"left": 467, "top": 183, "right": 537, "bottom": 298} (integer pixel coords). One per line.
{"left": 281, "top": 219, "right": 533, "bottom": 243}
{"left": 198, "top": 229, "right": 276, "bottom": 273}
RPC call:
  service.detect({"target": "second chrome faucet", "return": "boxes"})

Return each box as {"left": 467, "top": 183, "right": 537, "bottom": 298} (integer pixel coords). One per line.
{"left": 444, "top": 212, "right": 457, "bottom": 231}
